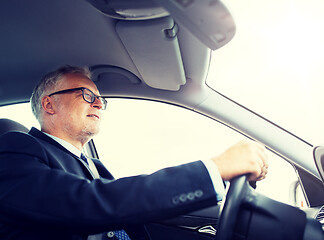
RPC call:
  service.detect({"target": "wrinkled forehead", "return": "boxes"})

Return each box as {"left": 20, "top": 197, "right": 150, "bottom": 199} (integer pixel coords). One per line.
{"left": 57, "top": 73, "right": 100, "bottom": 95}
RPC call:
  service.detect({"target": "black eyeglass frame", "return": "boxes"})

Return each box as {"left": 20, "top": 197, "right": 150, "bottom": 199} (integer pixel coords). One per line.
{"left": 48, "top": 87, "right": 107, "bottom": 110}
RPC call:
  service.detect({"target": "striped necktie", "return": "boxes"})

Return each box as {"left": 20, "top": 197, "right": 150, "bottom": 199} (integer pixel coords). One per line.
{"left": 80, "top": 153, "right": 88, "bottom": 165}
{"left": 80, "top": 154, "right": 100, "bottom": 179}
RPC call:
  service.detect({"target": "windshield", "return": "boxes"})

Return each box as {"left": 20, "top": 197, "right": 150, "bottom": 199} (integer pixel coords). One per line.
{"left": 207, "top": 0, "right": 324, "bottom": 145}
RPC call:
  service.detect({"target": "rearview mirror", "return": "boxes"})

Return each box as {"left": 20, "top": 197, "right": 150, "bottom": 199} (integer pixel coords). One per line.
{"left": 153, "top": 0, "right": 236, "bottom": 50}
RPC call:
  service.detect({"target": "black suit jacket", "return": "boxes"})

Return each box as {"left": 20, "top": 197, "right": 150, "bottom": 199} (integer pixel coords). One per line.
{"left": 0, "top": 127, "right": 218, "bottom": 240}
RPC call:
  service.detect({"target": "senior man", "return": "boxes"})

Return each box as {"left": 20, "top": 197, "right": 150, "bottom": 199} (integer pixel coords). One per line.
{"left": 0, "top": 65, "right": 268, "bottom": 240}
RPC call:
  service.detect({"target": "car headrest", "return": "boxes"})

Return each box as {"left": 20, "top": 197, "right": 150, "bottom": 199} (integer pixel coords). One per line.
{"left": 0, "top": 118, "right": 29, "bottom": 136}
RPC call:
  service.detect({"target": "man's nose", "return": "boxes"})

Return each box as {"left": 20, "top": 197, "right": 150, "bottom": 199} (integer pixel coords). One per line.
{"left": 92, "top": 97, "right": 104, "bottom": 110}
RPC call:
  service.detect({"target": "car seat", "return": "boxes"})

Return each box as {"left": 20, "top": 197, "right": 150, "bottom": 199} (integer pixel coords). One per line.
{"left": 0, "top": 118, "right": 29, "bottom": 135}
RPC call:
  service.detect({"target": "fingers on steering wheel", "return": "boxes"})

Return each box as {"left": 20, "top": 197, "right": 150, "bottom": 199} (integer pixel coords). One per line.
{"left": 249, "top": 159, "right": 268, "bottom": 181}
{"left": 257, "top": 163, "right": 269, "bottom": 181}
{"left": 256, "top": 143, "right": 269, "bottom": 180}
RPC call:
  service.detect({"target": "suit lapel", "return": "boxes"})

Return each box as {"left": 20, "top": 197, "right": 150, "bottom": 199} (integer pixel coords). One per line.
{"left": 29, "top": 127, "right": 95, "bottom": 179}
{"left": 29, "top": 127, "right": 76, "bottom": 156}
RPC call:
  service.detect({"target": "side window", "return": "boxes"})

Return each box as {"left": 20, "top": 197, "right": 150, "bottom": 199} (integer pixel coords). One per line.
{"left": 0, "top": 101, "right": 300, "bottom": 206}
{"left": 94, "top": 99, "right": 298, "bottom": 205}
{"left": 0, "top": 103, "right": 39, "bottom": 129}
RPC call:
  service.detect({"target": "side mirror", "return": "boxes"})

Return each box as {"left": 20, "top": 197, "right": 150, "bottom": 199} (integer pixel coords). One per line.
{"left": 314, "top": 146, "right": 324, "bottom": 184}
{"left": 289, "top": 180, "right": 307, "bottom": 208}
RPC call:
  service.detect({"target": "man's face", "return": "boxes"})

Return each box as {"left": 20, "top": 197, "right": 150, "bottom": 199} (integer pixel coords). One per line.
{"left": 49, "top": 73, "right": 103, "bottom": 143}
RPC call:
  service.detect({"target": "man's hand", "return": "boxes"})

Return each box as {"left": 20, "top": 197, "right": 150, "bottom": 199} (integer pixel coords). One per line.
{"left": 211, "top": 140, "right": 268, "bottom": 181}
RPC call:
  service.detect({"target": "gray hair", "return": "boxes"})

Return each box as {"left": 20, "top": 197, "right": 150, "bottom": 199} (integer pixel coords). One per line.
{"left": 30, "top": 65, "right": 91, "bottom": 124}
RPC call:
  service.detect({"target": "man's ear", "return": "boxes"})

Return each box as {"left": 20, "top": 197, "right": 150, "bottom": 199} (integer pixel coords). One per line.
{"left": 41, "top": 96, "right": 55, "bottom": 115}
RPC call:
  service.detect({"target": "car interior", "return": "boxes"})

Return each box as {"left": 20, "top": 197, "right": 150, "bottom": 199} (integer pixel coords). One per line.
{"left": 1, "top": 0, "right": 324, "bottom": 239}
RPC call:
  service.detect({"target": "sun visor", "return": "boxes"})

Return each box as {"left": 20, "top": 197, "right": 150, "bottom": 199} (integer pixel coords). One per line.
{"left": 116, "top": 17, "right": 186, "bottom": 91}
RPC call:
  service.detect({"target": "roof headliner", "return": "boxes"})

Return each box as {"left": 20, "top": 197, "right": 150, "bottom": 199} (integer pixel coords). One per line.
{"left": 0, "top": 0, "right": 211, "bottom": 107}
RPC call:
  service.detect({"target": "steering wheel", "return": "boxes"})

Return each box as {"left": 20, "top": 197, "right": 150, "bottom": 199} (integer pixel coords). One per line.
{"left": 215, "top": 175, "right": 251, "bottom": 240}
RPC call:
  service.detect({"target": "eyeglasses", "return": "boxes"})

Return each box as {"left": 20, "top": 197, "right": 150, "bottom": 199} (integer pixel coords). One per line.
{"left": 48, "top": 87, "right": 107, "bottom": 110}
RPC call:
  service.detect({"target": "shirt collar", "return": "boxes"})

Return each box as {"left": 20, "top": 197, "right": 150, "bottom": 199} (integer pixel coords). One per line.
{"left": 42, "top": 132, "right": 82, "bottom": 158}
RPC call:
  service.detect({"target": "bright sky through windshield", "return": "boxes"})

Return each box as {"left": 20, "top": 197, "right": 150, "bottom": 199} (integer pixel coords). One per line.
{"left": 207, "top": 0, "right": 324, "bottom": 145}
